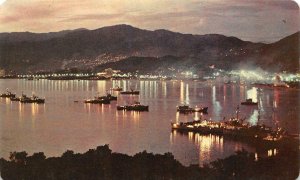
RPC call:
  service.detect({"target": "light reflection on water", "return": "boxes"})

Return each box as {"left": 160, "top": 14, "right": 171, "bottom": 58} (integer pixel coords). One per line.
{"left": 247, "top": 87, "right": 258, "bottom": 102}
{"left": 0, "top": 79, "right": 299, "bottom": 166}
{"left": 170, "top": 131, "right": 255, "bottom": 166}
{"left": 249, "top": 110, "right": 259, "bottom": 125}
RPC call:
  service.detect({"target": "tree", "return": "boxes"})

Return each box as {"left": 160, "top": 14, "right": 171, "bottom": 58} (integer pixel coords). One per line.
{"left": 9, "top": 151, "right": 28, "bottom": 164}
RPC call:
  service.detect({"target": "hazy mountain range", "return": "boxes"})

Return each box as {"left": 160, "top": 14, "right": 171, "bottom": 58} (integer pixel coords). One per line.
{"left": 0, "top": 24, "right": 298, "bottom": 74}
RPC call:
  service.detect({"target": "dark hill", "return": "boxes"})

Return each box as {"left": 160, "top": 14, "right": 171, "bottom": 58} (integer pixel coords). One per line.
{"left": 259, "top": 32, "right": 299, "bottom": 72}
{"left": 0, "top": 25, "right": 298, "bottom": 73}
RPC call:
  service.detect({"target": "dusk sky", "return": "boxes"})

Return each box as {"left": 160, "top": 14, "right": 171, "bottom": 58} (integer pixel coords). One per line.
{"left": 0, "top": 0, "right": 299, "bottom": 42}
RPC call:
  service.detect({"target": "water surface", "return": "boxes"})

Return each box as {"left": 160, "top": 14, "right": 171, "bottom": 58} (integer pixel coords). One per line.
{"left": 0, "top": 79, "right": 298, "bottom": 165}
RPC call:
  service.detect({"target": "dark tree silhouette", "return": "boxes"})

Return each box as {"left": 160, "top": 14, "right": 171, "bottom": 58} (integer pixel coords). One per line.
{"left": 0, "top": 144, "right": 298, "bottom": 180}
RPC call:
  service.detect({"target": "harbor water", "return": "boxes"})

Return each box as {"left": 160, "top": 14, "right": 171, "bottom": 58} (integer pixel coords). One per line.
{"left": 0, "top": 79, "right": 299, "bottom": 165}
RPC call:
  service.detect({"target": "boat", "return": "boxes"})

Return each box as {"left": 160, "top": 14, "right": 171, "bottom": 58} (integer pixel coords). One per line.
{"left": 84, "top": 97, "right": 110, "bottom": 104}
{"left": 117, "top": 102, "right": 149, "bottom": 111}
{"left": 10, "top": 97, "right": 20, "bottom": 101}
{"left": 0, "top": 90, "right": 16, "bottom": 98}
{"left": 111, "top": 87, "right": 123, "bottom": 91}
{"left": 171, "top": 107, "right": 285, "bottom": 142}
{"left": 171, "top": 117, "right": 285, "bottom": 142}
{"left": 20, "top": 94, "right": 45, "bottom": 104}
{"left": 253, "top": 76, "right": 289, "bottom": 89}
{"left": 177, "top": 105, "right": 208, "bottom": 114}
{"left": 84, "top": 93, "right": 116, "bottom": 104}
{"left": 171, "top": 120, "right": 223, "bottom": 134}
{"left": 120, "top": 89, "right": 139, "bottom": 95}
{"left": 241, "top": 98, "right": 258, "bottom": 105}
{"left": 194, "top": 107, "right": 208, "bottom": 113}
{"left": 99, "top": 93, "right": 117, "bottom": 101}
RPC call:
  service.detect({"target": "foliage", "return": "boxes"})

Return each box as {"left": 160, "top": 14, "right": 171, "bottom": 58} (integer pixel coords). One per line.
{"left": 0, "top": 144, "right": 298, "bottom": 180}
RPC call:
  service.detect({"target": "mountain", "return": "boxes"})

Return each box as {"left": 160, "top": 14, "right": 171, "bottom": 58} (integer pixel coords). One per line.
{"left": 259, "top": 32, "right": 299, "bottom": 72}
{"left": 0, "top": 24, "right": 298, "bottom": 73}
{"left": 0, "top": 28, "right": 88, "bottom": 43}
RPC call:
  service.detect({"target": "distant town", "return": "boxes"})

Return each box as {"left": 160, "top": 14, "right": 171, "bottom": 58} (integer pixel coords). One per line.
{"left": 1, "top": 67, "right": 299, "bottom": 87}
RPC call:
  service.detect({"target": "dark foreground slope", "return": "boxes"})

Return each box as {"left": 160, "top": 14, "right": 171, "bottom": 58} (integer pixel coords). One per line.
{"left": 0, "top": 145, "right": 298, "bottom": 180}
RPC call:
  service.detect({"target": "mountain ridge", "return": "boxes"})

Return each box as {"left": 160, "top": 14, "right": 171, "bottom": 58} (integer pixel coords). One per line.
{"left": 0, "top": 24, "right": 298, "bottom": 73}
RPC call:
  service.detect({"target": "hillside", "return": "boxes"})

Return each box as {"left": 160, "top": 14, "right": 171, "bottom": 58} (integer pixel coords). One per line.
{"left": 0, "top": 24, "right": 298, "bottom": 73}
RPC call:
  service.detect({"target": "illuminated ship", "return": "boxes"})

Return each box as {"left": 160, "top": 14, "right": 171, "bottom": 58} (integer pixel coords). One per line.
{"left": 172, "top": 118, "right": 285, "bottom": 142}
{"left": 172, "top": 106, "right": 285, "bottom": 142}
{"left": 177, "top": 105, "right": 208, "bottom": 114}
{"left": 273, "top": 75, "right": 289, "bottom": 88}
{"left": 253, "top": 75, "right": 289, "bottom": 88}
{"left": 117, "top": 102, "right": 148, "bottom": 111}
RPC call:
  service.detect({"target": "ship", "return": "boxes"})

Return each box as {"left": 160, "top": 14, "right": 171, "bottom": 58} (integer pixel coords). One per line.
{"left": 117, "top": 102, "right": 149, "bottom": 111}
{"left": 241, "top": 98, "right": 258, "bottom": 105}
{"left": 99, "top": 93, "right": 117, "bottom": 101}
{"left": 20, "top": 94, "right": 45, "bottom": 104}
{"left": 171, "top": 107, "right": 285, "bottom": 142}
{"left": 252, "top": 75, "right": 289, "bottom": 89}
{"left": 111, "top": 86, "right": 123, "bottom": 91}
{"left": 120, "top": 89, "right": 140, "bottom": 95}
{"left": 10, "top": 96, "right": 20, "bottom": 101}
{"left": 84, "top": 97, "right": 110, "bottom": 104}
{"left": 84, "top": 92, "right": 117, "bottom": 104}
{"left": 177, "top": 105, "right": 208, "bottom": 114}
{"left": 0, "top": 90, "right": 16, "bottom": 98}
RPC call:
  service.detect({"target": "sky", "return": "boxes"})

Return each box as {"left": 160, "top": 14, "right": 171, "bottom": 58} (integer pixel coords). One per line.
{"left": 0, "top": 0, "right": 299, "bottom": 42}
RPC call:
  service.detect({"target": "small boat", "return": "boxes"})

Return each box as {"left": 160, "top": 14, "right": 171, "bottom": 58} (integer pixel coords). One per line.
{"left": 120, "top": 89, "right": 139, "bottom": 95}
{"left": 241, "top": 98, "right": 258, "bottom": 105}
{"left": 177, "top": 105, "right": 208, "bottom": 114}
{"left": 177, "top": 105, "right": 193, "bottom": 112}
{"left": 111, "top": 87, "right": 123, "bottom": 91}
{"left": 84, "top": 97, "right": 110, "bottom": 104}
{"left": 194, "top": 107, "right": 208, "bottom": 113}
{"left": 117, "top": 102, "right": 149, "bottom": 111}
{"left": 99, "top": 93, "right": 117, "bottom": 101}
{"left": 0, "top": 90, "right": 16, "bottom": 98}
{"left": 20, "top": 94, "right": 45, "bottom": 104}
{"left": 10, "top": 97, "right": 20, "bottom": 101}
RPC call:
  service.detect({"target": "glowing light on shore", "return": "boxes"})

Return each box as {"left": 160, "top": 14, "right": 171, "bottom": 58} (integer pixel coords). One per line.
{"left": 239, "top": 70, "right": 263, "bottom": 80}
{"left": 0, "top": 0, "right": 6, "bottom": 5}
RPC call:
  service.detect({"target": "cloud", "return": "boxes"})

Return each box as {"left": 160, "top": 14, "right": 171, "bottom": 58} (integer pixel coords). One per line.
{"left": 1, "top": 5, "right": 56, "bottom": 23}
{"left": 60, "top": 13, "right": 125, "bottom": 23}
{"left": 0, "top": 0, "right": 298, "bottom": 42}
